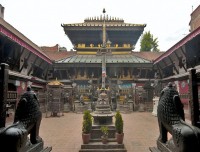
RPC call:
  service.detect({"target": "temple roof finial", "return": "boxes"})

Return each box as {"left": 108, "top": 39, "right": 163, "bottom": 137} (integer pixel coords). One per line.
{"left": 103, "top": 8, "right": 106, "bottom": 14}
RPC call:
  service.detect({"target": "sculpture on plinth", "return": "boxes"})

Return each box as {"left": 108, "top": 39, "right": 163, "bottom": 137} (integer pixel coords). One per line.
{"left": 155, "top": 83, "right": 200, "bottom": 152}
{"left": 92, "top": 90, "right": 114, "bottom": 125}
{"left": 0, "top": 86, "right": 51, "bottom": 152}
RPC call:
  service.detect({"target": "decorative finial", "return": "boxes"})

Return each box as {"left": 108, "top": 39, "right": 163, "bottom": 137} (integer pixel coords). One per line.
{"left": 103, "top": 8, "right": 106, "bottom": 14}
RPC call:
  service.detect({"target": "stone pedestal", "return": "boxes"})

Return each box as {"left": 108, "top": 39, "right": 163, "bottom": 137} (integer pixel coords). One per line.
{"left": 79, "top": 125, "right": 127, "bottom": 152}
{"left": 80, "top": 92, "right": 127, "bottom": 152}
{"left": 91, "top": 92, "right": 114, "bottom": 125}
{"left": 149, "top": 140, "right": 174, "bottom": 152}
{"left": 23, "top": 139, "right": 52, "bottom": 152}
{"left": 86, "top": 102, "right": 92, "bottom": 112}
{"left": 152, "top": 96, "right": 159, "bottom": 116}
{"left": 64, "top": 103, "right": 71, "bottom": 112}
{"left": 138, "top": 103, "right": 145, "bottom": 112}
{"left": 117, "top": 104, "right": 131, "bottom": 113}
{"left": 128, "top": 100, "right": 133, "bottom": 112}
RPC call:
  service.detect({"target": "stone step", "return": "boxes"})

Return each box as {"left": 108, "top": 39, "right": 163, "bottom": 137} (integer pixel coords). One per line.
{"left": 149, "top": 147, "right": 161, "bottom": 152}
{"left": 96, "top": 105, "right": 111, "bottom": 108}
{"left": 90, "top": 138, "right": 116, "bottom": 142}
{"left": 92, "top": 125, "right": 115, "bottom": 129}
{"left": 40, "top": 147, "right": 52, "bottom": 152}
{"left": 79, "top": 149, "right": 127, "bottom": 152}
{"left": 91, "top": 128, "right": 116, "bottom": 139}
{"left": 81, "top": 141, "right": 125, "bottom": 149}
{"left": 96, "top": 106, "right": 111, "bottom": 109}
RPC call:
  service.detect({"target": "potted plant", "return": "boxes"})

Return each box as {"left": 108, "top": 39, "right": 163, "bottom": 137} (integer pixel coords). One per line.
{"left": 100, "top": 126, "right": 109, "bottom": 144}
{"left": 115, "top": 111, "right": 124, "bottom": 144}
{"left": 82, "top": 110, "right": 92, "bottom": 144}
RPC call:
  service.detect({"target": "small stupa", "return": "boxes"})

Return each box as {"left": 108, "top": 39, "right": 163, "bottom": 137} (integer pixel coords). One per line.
{"left": 92, "top": 90, "right": 114, "bottom": 125}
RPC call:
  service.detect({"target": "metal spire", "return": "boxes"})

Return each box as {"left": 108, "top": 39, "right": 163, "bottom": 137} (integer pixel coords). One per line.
{"left": 101, "top": 8, "right": 107, "bottom": 89}
{"left": 102, "top": 8, "right": 106, "bottom": 48}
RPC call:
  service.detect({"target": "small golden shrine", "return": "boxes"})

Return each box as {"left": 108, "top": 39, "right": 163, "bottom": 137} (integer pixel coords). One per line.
{"left": 46, "top": 79, "right": 64, "bottom": 117}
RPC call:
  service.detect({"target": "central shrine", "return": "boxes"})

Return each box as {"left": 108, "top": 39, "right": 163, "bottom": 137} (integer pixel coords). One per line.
{"left": 56, "top": 9, "right": 155, "bottom": 113}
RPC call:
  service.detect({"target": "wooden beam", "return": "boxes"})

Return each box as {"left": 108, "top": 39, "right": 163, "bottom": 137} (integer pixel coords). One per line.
{"left": 162, "top": 59, "right": 168, "bottom": 67}
{"left": 174, "top": 51, "right": 187, "bottom": 72}
{"left": 12, "top": 46, "right": 25, "bottom": 70}
{"left": 44, "top": 63, "right": 49, "bottom": 80}
{"left": 180, "top": 47, "right": 187, "bottom": 71}
{"left": 19, "top": 51, "right": 31, "bottom": 72}
{"left": 5, "top": 43, "right": 15, "bottom": 60}
{"left": 180, "top": 46, "right": 186, "bottom": 56}
{"left": 0, "top": 38, "right": 7, "bottom": 61}
{"left": 156, "top": 63, "right": 163, "bottom": 79}
{"left": 32, "top": 59, "right": 43, "bottom": 76}
{"left": 168, "top": 56, "right": 179, "bottom": 74}
{"left": 27, "top": 56, "right": 38, "bottom": 76}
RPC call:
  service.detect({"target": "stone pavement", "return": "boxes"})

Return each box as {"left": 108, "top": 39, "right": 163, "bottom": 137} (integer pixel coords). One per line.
{"left": 6, "top": 112, "right": 160, "bottom": 152}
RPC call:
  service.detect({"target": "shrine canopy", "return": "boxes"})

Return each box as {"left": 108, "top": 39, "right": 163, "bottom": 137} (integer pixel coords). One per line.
{"left": 47, "top": 79, "right": 64, "bottom": 86}
{"left": 61, "top": 15, "right": 146, "bottom": 52}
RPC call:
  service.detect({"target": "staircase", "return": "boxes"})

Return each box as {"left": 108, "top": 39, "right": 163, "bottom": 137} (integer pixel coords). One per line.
{"left": 79, "top": 125, "right": 127, "bottom": 152}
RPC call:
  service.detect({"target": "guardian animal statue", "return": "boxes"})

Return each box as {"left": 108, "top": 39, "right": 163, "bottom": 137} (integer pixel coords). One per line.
{"left": 0, "top": 86, "right": 43, "bottom": 152}
{"left": 157, "top": 83, "right": 200, "bottom": 152}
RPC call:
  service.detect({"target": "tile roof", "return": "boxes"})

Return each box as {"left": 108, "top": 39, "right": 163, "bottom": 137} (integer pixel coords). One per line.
{"left": 154, "top": 26, "right": 200, "bottom": 64}
{"left": 132, "top": 52, "right": 164, "bottom": 62}
{"left": 41, "top": 44, "right": 59, "bottom": 52}
{"left": 56, "top": 54, "right": 151, "bottom": 64}
{"left": 43, "top": 51, "right": 69, "bottom": 61}
{"left": 41, "top": 44, "right": 76, "bottom": 61}
{"left": 0, "top": 18, "right": 52, "bottom": 64}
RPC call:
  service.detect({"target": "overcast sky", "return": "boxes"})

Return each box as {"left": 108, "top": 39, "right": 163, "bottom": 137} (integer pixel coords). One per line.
{"left": 1, "top": 0, "right": 200, "bottom": 51}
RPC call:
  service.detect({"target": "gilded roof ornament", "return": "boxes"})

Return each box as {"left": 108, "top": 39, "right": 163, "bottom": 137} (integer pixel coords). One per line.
{"left": 103, "top": 8, "right": 106, "bottom": 14}
{"left": 47, "top": 78, "right": 64, "bottom": 86}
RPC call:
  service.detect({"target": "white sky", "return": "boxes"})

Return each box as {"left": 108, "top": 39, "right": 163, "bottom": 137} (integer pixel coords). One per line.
{"left": 1, "top": 0, "right": 200, "bottom": 51}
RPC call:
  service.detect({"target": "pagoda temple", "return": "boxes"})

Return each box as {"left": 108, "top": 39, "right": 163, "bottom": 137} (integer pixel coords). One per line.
{"left": 43, "top": 10, "right": 162, "bottom": 109}
{"left": 52, "top": 12, "right": 156, "bottom": 88}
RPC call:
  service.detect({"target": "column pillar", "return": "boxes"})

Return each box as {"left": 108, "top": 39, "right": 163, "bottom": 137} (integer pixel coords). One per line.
{"left": 0, "top": 63, "right": 9, "bottom": 127}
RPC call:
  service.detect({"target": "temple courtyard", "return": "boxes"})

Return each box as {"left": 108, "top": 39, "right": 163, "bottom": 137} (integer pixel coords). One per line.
{"left": 6, "top": 111, "right": 192, "bottom": 152}
{"left": 33, "top": 112, "right": 158, "bottom": 152}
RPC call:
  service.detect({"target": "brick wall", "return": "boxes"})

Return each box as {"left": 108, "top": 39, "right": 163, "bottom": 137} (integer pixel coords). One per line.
{"left": 190, "top": 5, "right": 200, "bottom": 32}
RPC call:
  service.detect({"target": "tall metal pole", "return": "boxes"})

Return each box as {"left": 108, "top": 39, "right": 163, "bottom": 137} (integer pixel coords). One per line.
{"left": 102, "top": 53, "right": 106, "bottom": 89}
{"left": 0, "top": 63, "right": 9, "bottom": 128}
{"left": 101, "top": 8, "right": 107, "bottom": 90}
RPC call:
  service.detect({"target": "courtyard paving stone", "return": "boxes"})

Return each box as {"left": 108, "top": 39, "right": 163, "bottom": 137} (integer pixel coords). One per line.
{"left": 39, "top": 112, "right": 159, "bottom": 152}
{"left": 6, "top": 111, "right": 160, "bottom": 152}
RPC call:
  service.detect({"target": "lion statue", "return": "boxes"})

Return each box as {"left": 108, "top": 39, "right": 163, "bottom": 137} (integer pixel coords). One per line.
{"left": 157, "top": 82, "right": 200, "bottom": 152}
{"left": 0, "top": 86, "right": 42, "bottom": 152}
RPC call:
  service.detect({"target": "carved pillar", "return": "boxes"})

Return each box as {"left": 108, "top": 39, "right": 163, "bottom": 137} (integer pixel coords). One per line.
{"left": 189, "top": 69, "right": 200, "bottom": 127}
{"left": 130, "top": 68, "right": 132, "bottom": 78}
{"left": 0, "top": 63, "right": 9, "bottom": 127}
